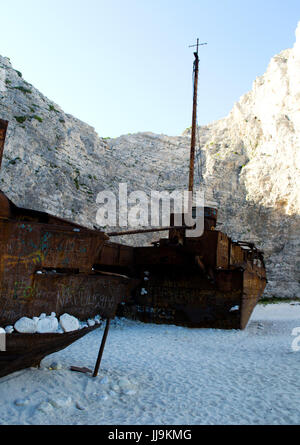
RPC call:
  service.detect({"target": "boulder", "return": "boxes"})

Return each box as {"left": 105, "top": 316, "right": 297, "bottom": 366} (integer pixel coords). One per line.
{"left": 59, "top": 314, "right": 80, "bottom": 333}
{"left": 14, "top": 317, "right": 37, "bottom": 334}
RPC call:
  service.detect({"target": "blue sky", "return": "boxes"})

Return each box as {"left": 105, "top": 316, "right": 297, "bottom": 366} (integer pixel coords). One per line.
{"left": 1, "top": 0, "right": 299, "bottom": 137}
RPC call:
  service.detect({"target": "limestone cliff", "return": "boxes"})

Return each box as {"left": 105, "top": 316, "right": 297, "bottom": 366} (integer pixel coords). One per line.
{"left": 0, "top": 56, "right": 109, "bottom": 227}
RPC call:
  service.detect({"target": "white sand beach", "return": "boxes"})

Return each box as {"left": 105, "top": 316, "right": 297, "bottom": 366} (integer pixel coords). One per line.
{"left": 0, "top": 303, "right": 300, "bottom": 425}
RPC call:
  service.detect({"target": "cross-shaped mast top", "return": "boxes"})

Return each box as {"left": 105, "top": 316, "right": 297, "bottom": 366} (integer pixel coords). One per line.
{"left": 189, "top": 38, "right": 207, "bottom": 56}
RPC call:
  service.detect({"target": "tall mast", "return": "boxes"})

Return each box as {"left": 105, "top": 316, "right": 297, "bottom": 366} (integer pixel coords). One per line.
{"left": 188, "top": 39, "right": 207, "bottom": 194}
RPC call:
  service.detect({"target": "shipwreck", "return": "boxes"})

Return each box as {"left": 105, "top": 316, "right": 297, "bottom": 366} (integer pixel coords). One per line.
{"left": 0, "top": 41, "right": 267, "bottom": 379}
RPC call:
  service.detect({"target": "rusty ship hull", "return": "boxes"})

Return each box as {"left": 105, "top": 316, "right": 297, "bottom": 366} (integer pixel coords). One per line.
{"left": 98, "top": 209, "right": 267, "bottom": 330}
{"left": 0, "top": 119, "right": 132, "bottom": 378}
{"left": 128, "top": 232, "right": 266, "bottom": 330}
{"left": 0, "top": 326, "right": 100, "bottom": 379}
{"left": 0, "top": 201, "right": 130, "bottom": 327}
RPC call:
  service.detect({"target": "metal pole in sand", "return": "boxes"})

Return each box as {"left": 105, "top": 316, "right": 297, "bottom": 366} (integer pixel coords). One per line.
{"left": 93, "top": 318, "right": 111, "bottom": 378}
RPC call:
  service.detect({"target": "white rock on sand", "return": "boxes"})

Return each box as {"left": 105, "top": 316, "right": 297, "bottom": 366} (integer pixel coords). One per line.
{"left": 14, "top": 317, "right": 37, "bottom": 334}
{"left": 37, "top": 402, "right": 53, "bottom": 414}
{"left": 118, "top": 378, "right": 131, "bottom": 389}
{"left": 49, "top": 362, "right": 62, "bottom": 371}
{"left": 99, "top": 376, "right": 109, "bottom": 385}
{"left": 75, "top": 401, "right": 86, "bottom": 411}
{"left": 15, "top": 398, "right": 30, "bottom": 407}
{"left": 48, "top": 396, "right": 73, "bottom": 409}
{"left": 59, "top": 314, "right": 80, "bottom": 333}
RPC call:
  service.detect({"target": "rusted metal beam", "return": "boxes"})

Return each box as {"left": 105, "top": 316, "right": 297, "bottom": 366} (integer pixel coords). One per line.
{"left": 107, "top": 225, "right": 192, "bottom": 237}
{"left": 93, "top": 318, "right": 111, "bottom": 378}
{"left": 70, "top": 366, "right": 93, "bottom": 374}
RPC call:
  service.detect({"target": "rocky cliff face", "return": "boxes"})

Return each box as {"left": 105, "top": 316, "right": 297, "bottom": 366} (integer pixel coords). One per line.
{"left": 0, "top": 56, "right": 110, "bottom": 227}
{"left": 0, "top": 23, "right": 299, "bottom": 299}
